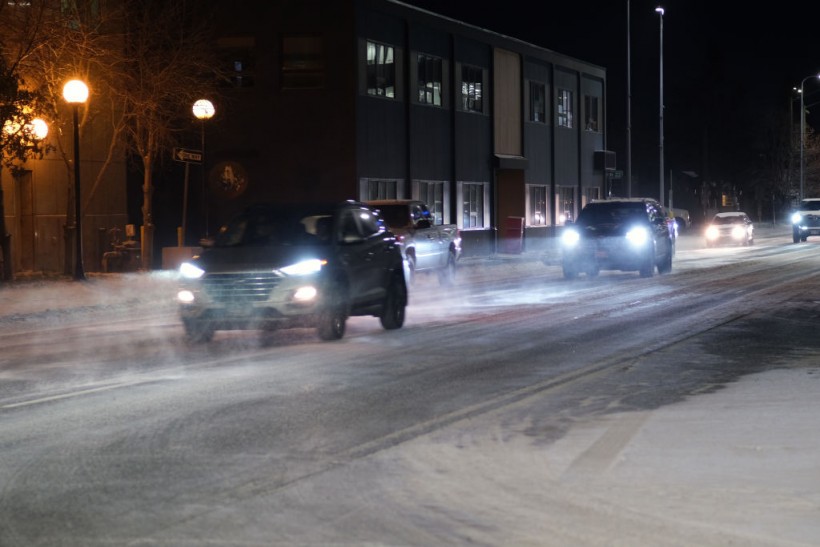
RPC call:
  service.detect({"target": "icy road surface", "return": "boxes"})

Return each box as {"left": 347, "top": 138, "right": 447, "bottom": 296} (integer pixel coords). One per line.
{"left": 0, "top": 226, "right": 819, "bottom": 546}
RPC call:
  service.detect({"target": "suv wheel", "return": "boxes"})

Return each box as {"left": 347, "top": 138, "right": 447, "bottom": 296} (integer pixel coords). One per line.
{"left": 380, "top": 273, "right": 407, "bottom": 330}
{"left": 317, "top": 307, "right": 346, "bottom": 340}
{"left": 793, "top": 227, "right": 801, "bottom": 243}
{"left": 657, "top": 249, "right": 673, "bottom": 274}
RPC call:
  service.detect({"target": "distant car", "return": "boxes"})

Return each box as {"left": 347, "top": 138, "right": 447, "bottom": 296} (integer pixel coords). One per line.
{"left": 705, "top": 212, "right": 754, "bottom": 247}
{"left": 176, "top": 201, "right": 407, "bottom": 342}
{"left": 791, "top": 198, "right": 820, "bottom": 242}
{"left": 559, "top": 197, "right": 674, "bottom": 279}
{"left": 669, "top": 207, "right": 691, "bottom": 231}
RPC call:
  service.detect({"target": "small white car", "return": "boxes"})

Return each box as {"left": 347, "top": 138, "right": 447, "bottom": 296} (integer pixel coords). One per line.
{"left": 704, "top": 212, "right": 754, "bottom": 247}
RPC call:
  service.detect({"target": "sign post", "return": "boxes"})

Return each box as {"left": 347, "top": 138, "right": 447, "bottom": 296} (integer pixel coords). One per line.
{"left": 173, "top": 148, "right": 203, "bottom": 246}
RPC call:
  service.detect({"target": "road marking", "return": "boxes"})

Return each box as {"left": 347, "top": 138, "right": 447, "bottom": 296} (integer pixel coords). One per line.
{"left": 1, "top": 379, "right": 162, "bottom": 409}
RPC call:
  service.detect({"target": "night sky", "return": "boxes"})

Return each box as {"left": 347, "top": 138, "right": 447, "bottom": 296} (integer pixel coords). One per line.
{"left": 401, "top": 0, "right": 820, "bottom": 201}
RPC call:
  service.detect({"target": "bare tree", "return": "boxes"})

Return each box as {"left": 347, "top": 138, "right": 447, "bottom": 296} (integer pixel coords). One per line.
{"left": 115, "top": 0, "right": 223, "bottom": 269}
{"left": 0, "top": 2, "right": 54, "bottom": 281}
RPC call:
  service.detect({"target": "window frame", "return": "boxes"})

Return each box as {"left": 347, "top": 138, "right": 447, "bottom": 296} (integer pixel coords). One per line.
{"left": 557, "top": 89, "right": 573, "bottom": 128}
{"left": 526, "top": 184, "right": 549, "bottom": 226}
{"left": 460, "top": 64, "right": 484, "bottom": 113}
{"left": 459, "top": 181, "right": 490, "bottom": 229}
{"left": 584, "top": 94, "right": 600, "bottom": 132}
{"left": 366, "top": 40, "right": 397, "bottom": 99}
{"left": 529, "top": 81, "right": 546, "bottom": 123}
{"left": 417, "top": 53, "right": 443, "bottom": 107}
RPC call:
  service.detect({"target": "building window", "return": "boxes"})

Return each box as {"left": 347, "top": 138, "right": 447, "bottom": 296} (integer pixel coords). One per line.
{"left": 364, "top": 179, "right": 399, "bottom": 200}
{"left": 557, "top": 89, "right": 573, "bottom": 128}
{"left": 461, "top": 65, "right": 483, "bottom": 113}
{"left": 529, "top": 81, "right": 545, "bottom": 123}
{"left": 417, "top": 180, "right": 444, "bottom": 224}
{"left": 584, "top": 95, "right": 600, "bottom": 132}
{"left": 462, "top": 182, "right": 486, "bottom": 228}
{"left": 366, "top": 40, "right": 395, "bottom": 98}
{"left": 583, "top": 187, "right": 600, "bottom": 207}
{"left": 218, "top": 37, "right": 256, "bottom": 87}
{"left": 282, "top": 35, "right": 324, "bottom": 89}
{"left": 417, "top": 54, "right": 442, "bottom": 106}
{"left": 527, "top": 185, "right": 548, "bottom": 226}
{"left": 557, "top": 186, "right": 576, "bottom": 225}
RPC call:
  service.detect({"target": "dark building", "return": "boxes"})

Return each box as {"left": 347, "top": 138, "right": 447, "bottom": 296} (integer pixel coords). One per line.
{"left": 201, "top": 0, "right": 610, "bottom": 256}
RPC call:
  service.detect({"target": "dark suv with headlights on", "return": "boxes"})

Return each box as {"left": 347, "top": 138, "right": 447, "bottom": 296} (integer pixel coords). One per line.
{"left": 558, "top": 197, "right": 674, "bottom": 279}
{"left": 177, "top": 201, "right": 407, "bottom": 342}
{"left": 791, "top": 198, "right": 820, "bottom": 243}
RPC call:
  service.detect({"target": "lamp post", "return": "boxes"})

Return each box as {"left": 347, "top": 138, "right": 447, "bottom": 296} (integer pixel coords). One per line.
{"left": 192, "top": 99, "right": 215, "bottom": 237}
{"left": 626, "top": 0, "right": 632, "bottom": 197}
{"left": 799, "top": 73, "right": 820, "bottom": 201}
{"left": 656, "top": 6, "right": 665, "bottom": 207}
{"left": 63, "top": 79, "right": 89, "bottom": 281}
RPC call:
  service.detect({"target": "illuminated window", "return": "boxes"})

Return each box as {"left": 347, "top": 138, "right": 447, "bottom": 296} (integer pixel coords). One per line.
{"left": 417, "top": 54, "right": 442, "bottom": 106}
{"left": 528, "top": 185, "right": 547, "bottom": 226}
{"left": 461, "top": 65, "right": 483, "bottom": 113}
{"left": 417, "top": 181, "right": 444, "bottom": 224}
{"left": 366, "top": 179, "right": 398, "bottom": 200}
{"left": 366, "top": 40, "right": 396, "bottom": 98}
{"left": 557, "top": 89, "right": 573, "bottom": 128}
{"left": 557, "top": 186, "right": 576, "bottom": 224}
{"left": 461, "top": 182, "right": 487, "bottom": 228}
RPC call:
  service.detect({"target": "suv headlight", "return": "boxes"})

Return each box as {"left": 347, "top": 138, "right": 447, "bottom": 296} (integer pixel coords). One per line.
{"left": 561, "top": 228, "right": 580, "bottom": 247}
{"left": 792, "top": 212, "right": 803, "bottom": 225}
{"left": 705, "top": 226, "right": 719, "bottom": 240}
{"left": 179, "top": 262, "right": 205, "bottom": 279}
{"left": 279, "top": 258, "right": 326, "bottom": 276}
{"left": 625, "top": 226, "right": 649, "bottom": 246}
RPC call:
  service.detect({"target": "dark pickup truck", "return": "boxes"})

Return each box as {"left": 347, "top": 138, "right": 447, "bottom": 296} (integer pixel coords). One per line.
{"left": 176, "top": 201, "right": 407, "bottom": 342}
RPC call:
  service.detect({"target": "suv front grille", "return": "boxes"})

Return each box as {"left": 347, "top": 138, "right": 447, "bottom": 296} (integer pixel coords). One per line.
{"left": 202, "top": 272, "right": 281, "bottom": 304}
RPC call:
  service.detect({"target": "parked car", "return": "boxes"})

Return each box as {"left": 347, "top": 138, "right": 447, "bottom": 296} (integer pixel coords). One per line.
{"left": 704, "top": 211, "right": 754, "bottom": 247}
{"left": 558, "top": 197, "right": 674, "bottom": 279}
{"left": 669, "top": 207, "right": 691, "bottom": 231}
{"left": 365, "top": 199, "right": 461, "bottom": 285}
{"left": 176, "top": 201, "right": 407, "bottom": 342}
{"left": 790, "top": 198, "right": 820, "bottom": 242}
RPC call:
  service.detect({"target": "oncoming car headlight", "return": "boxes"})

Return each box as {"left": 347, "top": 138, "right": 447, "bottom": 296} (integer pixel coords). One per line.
{"left": 279, "top": 259, "right": 326, "bottom": 276}
{"left": 179, "top": 262, "right": 205, "bottom": 279}
{"left": 705, "top": 226, "right": 719, "bottom": 240}
{"left": 731, "top": 225, "right": 747, "bottom": 240}
{"left": 625, "top": 226, "right": 649, "bottom": 246}
{"left": 792, "top": 212, "right": 803, "bottom": 225}
{"left": 561, "top": 228, "right": 580, "bottom": 247}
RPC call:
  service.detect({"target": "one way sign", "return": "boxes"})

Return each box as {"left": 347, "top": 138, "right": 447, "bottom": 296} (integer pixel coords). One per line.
{"left": 173, "top": 147, "right": 203, "bottom": 164}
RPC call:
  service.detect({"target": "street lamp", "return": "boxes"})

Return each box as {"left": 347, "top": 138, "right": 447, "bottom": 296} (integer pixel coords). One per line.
{"left": 798, "top": 73, "right": 820, "bottom": 201}
{"left": 63, "top": 79, "right": 89, "bottom": 281}
{"left": 656, "top": 6, "right": 665, "bottom": 207}
{"left": 192, "top": 99, "right": 215, "bottom": 237}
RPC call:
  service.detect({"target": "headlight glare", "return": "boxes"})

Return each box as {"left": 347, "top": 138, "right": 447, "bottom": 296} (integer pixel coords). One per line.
{"left": 293, "top": 286, "right": 318, "bottom": 301}
{"left": 705, "top": 226, "right": 719, "bottom": 240}
{"left": 280, "top": 259, "right": 326, "bottom": 276}
{"left": 792, "top": 212, "right": 802, "bottom": 224}
{"left": 561, "top": 229, "right": 580, "bottom": 247}
{"left": 179, "top": 262, "right": 205, "bottom": 279}
{"left": 625, "top": 226, "right": 649, "bottom": 246}
{"left": 731, "top": 226, "right": 746, "bottom": 239}
{"left": 177, "top": 289, "right": 195, "bottom": 303}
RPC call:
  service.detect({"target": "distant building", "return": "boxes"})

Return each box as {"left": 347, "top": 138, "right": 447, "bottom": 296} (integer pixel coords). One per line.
{"left": 202, "top": 0, "right": 611, "bottom": 256}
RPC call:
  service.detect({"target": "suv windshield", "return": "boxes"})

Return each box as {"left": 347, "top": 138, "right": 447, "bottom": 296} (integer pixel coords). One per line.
{"left": 797, "top": 200, "right": 820, "bottom": 212}
{"left": 576, "top": 202, "right": 647, "bottom": 226}
{"left": 214, "top": 206, "right": 334, "bottom": 247}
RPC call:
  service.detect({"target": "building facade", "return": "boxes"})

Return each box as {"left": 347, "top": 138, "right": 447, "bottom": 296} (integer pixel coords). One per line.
{"left": 203, "top": 0, "right": 610, "bottom": 256}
